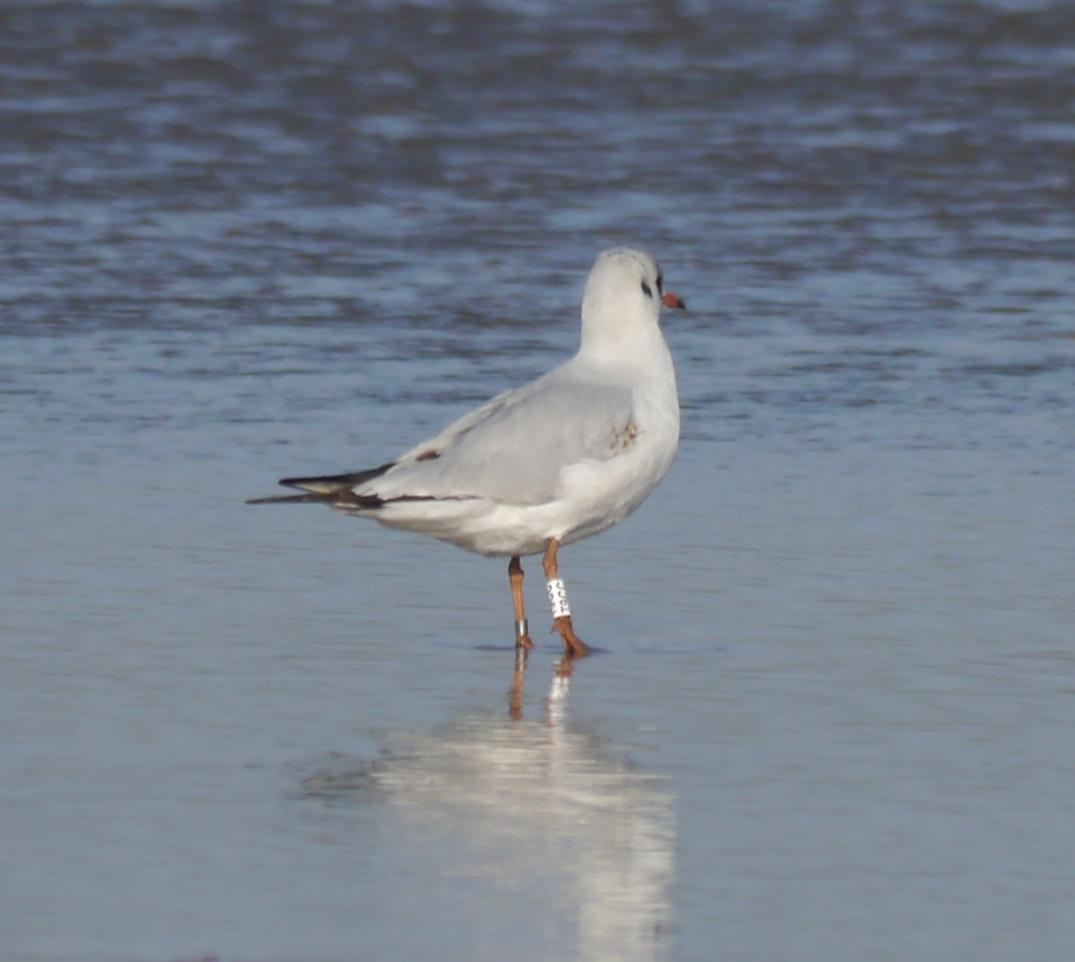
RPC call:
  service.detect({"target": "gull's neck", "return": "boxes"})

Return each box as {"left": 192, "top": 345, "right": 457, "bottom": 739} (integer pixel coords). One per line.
{"left": 576, "top": 316, "right": 674, "bottom": 382}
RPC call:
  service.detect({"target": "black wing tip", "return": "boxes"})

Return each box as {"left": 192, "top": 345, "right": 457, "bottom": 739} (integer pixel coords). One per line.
{"left": 247, "top": 461, "right": 432, "bottom": 509}
{"left": 279, "top": 461, "right": 397, "bottom": 491}
{"left": 245, "top": 488, "right": 389, "bottom": 509}
{"left": 245, "top": 492, "right": 334, "bottom": 505}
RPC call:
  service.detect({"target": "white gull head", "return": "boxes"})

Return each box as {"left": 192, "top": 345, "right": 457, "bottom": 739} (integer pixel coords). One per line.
{"left": 579, "top": 247, "right": 685, "bottom": 358}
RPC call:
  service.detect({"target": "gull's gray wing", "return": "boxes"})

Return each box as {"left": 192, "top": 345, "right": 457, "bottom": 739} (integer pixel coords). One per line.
{"left": 365, "top": 373, "right": 636, "bottom": 506}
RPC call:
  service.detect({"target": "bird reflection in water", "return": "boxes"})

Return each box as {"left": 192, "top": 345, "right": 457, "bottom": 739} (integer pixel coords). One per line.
{"left": 306, "top": 655, "right": 675, "bottom": 962}
{"left": 509, "top": 646, "right": 575, "bottom": 720}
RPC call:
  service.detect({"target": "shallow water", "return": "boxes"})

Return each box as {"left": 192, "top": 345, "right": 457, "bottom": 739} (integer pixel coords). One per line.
{"left": 3, "top": 2, "right": 1074, "bottom": 961}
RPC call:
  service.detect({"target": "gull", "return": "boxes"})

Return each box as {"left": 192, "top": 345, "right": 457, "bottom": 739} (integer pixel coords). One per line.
{"left": 248, "top": 247, "right": 685, "bottom": 657}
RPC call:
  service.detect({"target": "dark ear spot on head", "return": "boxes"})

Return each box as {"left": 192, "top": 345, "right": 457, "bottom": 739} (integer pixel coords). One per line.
{"left": 657, "top": 274, "right": 664, "bottom": 295}
{"left": 641, "top": 281, "right": 653, "bottom": 298}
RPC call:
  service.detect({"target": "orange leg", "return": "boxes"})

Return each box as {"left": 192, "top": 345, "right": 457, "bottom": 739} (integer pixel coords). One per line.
{"left": 508, "top": 555, "right": 534, "bottom": 650}
{"left": 542, "top": 538, "right": 590, "bottom": 658}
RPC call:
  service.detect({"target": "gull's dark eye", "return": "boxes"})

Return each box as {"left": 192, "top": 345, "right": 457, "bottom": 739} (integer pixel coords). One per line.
{"left": 656, "top": 274, "right": 664, "bottom": 295}
{"left": 641, "top": 281, "right": 653, "bottom": 298}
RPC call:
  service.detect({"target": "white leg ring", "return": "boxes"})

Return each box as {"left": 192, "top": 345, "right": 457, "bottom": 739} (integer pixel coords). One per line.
{"left": 546, "top": 578, "right": 571, "bottom": 619}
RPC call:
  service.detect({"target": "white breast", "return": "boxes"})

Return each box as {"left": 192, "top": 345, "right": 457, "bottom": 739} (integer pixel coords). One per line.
{"left": 554, "top": 363, "right": 680, "bottom": 547}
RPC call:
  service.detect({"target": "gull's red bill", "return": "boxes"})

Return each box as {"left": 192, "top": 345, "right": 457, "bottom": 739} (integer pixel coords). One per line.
{"left": 662, "top": 290, "right": 686, "bottom": 309}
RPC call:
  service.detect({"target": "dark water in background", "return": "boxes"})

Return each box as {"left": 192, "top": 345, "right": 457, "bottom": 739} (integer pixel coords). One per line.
{"left": 2, "top": 3, "right": 1074, "bottom": 961}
